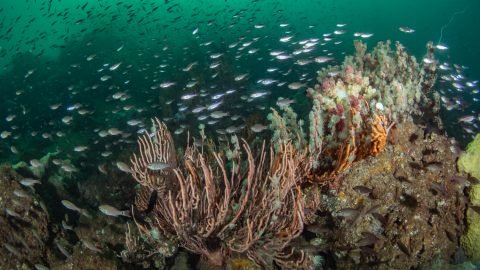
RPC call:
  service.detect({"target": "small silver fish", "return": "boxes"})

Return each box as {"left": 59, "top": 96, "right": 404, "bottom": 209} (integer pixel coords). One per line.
{"left": 34, "top": 264, "right": 50, "bottom": 270}
{"left": 314, "top": 56, "right": 334, "bottom": 63}
{"left": 458, "top": 115, "right": 475, "bottom": 123}
{"left": 61, "top": 200, "right": 91, "bottom": 218}
{"left": 55, "top": 241, "right": 71, "bottom": 258}
{"left": 250, "top": 124, "right": 268, "bottom": 133}
{"left": 288, "top": 82, "right": 306, "bottom": 90}
{"left": 147, "top": 162, "right": 172, "bottom": 171}
{"left": 98, "top": 204, "right": 130, "bottom": 217}
{"left": 81, "top": 239, "right": 102, "bottom": 253}
{"left": 3, "top": 243, "right": 21, "bottom": 257}
{"left": 5, "top": 208, "right": 22, "bottom": 219}
{"left": 116, "top": 161, "right": 131, "bottom": 173}
{"left": 20, "top": 178, "right": 41, "bottom": 187}
{"left": 399, "top": 26, "right": 415, "bottom": 33}
{"left": 13, "top": 189, "right": 30, "bottom": 198}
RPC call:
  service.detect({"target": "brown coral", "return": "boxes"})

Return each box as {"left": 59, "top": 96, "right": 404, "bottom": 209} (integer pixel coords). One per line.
{"left": 129, "top": 118, "right": 312, "bottom": 268}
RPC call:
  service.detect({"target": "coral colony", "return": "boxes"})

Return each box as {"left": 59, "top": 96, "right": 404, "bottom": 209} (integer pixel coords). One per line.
{"left": 125, "top": 40, "right": 438, "bottom": 268}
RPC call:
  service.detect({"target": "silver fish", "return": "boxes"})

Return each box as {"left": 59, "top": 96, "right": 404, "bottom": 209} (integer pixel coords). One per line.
{"left": 20, "top": 178, "right": 41, "bottom": 187}
{"left": 116, "top": 161, "right": 131, "bottom": 173}
{"left": 147, "top": 162, "right": 172, "bottom": 171}
{"left": 98, "top": 204, "right": 130, "bottom": 217}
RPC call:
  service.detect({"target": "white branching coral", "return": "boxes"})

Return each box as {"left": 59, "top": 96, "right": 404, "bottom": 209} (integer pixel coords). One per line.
{"left": 268, "top": 106, "right": 306, "bottom": 151}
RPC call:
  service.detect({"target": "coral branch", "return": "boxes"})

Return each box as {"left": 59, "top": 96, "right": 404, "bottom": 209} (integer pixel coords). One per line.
{"left": 129, "top": 119, "right": 311, "bottom": 268}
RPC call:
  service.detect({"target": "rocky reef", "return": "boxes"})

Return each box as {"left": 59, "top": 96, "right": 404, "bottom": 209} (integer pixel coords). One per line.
{"left": 0, "top": 166, "right": 49, "bottom": 269}
{"left": 458, "top": 134, "right": 480, "bottom": 260}
{"left": 0, "top": 40, "right": 475, "bottom": 270}
{"left": 304, "top": 121, "right": 466, "bottom": 269}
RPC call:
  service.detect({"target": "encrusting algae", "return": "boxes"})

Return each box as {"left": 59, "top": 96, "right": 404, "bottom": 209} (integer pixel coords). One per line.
{"left": 459, "top": 134, "right": 480, "bottom": 260}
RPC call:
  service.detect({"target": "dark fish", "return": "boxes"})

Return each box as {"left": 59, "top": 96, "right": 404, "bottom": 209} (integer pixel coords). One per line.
{"left": 305, "top": 223, "right": 332, "bottom": 236}
{"left": 445, "top": 229, "right": 456, "bottom": 242}
{"left": 371, "top": 212, "right": 388, "bottom": 226}
{"left": 145, "top": 190, "right": 158, "bottom": 214}
{"left": 408, "top": 162, "right": 423, "bottom": 170}
{"left": 430, "top": 182, "right": 446, "bottom": 196}
{"left": 131, "top": 190, "right": 158, "bottom": 225}
{"left": 423, "top": 121, "right": 439, "bottom": 140}
{"left": 400, "top": 193, "right": 418, "bottom": 208}
{"left": 450, "top": 175, "right": 470, "bottom": 187}
{"left": 356, "top": 232, "right": 380, "bottom": 247}
{"left": 397, "top": 240, "right": 411, "bottom": 256}
{"left": 454, "top": 247, "right": 468, "bottom": 265}
{"left": 408, "top": 133, "right": 418, "bottom": 143}
{"left": 353, "top": 185, "right": 372, "bottom": 195}
{"left": 395, "top": 174, "right": 412, "bottom": 183}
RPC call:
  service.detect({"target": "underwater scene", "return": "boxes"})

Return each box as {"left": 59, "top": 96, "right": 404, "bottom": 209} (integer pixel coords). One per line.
{"left": 1, "top": 0, "right": 480, "bottom": 269}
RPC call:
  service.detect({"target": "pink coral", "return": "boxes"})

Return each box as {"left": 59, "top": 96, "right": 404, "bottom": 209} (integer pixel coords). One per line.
{"left": 344, "top": 65, "right": 355, "bottom": 83}
{"left": 322, "top": 77, "right": 336, "bottom": 92}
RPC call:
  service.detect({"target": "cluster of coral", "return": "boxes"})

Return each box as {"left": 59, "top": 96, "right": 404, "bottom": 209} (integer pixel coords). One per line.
{"left": 1, "top": 40, "right": 475, "bottom": 270}
{"left": 308, "top": 121, "right": 466, "bottom": 269}
{"left": 123, "top": 41, "right": 471, "bottom": 269}
{"left": 129, "top": 118, "right": 312, "bottom": 268}
{"left": 312, "top": 40, "right": 436, "bottom": 122}
{"left": 269, "top": 40, "right": 437, "bottom": 184}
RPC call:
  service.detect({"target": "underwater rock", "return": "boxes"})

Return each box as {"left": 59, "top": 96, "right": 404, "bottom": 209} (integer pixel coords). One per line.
{"left": 48, "top": 242, "right": 118, "bottom": 270}
{"left": 457, "top": 134, "right": 480, "bottom": 180}
{"left": 0, "top": 165, "right": 50, "bottom": 269}
{"left": 459, "top": 134, "right": 480, "bottom": 260}
{"left": 304, "top": 121, "right": 466, "bottom": 269}
{"left": 170, "top": 252, "right": 190, "bottom": 270}
{"left": 12, "top": 152, "right": 58, "bottom": 179}
{"left": 78, "top": 162, "right": 136, "bottom": 209}
{"left": 461, "top": 201, "right": 480, "bottom": 261}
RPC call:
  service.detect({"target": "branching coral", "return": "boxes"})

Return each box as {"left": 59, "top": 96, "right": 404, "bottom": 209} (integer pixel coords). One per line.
{"left": 274, "top": 40, "right": 436, "bottom": 183}
{"left": 126, "top": 40, "right": 438, "bottom": 268}
{"left": 268, "top": 105, "right": 307, "bottom": 151}
{"left": 129, "top": 117, "right": 312, "bottom": 268}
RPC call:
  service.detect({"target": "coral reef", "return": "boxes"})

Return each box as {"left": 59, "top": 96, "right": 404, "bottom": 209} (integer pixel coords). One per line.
{"left": 298, "top": 40, "right": 436, "bottom": 183}
{"left": 0, "top": 166, "right": 50, "bottom": 269}
{"left": 304, "top": 121, "right": 466, "bottom": 269}
{"left": 1, "top": 40, "right": 468, "bottom": 270}
{"left": 123, "top": 41, "right": 455, "bottom": 269}
{"left": 129, "top": 118, "right": 311, "bottom": 268}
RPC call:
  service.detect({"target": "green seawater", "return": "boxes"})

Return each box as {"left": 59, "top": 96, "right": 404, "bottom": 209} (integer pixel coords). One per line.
{"left": 0, "top": 1, "right": 480, "bottom": 269}
{"left": 0, "top": 0, "right": 477, "bottom": 164}
{"left": 0, "top": 0, "right": 478, "bottom": 164}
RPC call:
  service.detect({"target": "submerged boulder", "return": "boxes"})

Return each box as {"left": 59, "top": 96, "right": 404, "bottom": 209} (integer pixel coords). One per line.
{"left": 459, "top": 134, "right": 480, "bottom": 260}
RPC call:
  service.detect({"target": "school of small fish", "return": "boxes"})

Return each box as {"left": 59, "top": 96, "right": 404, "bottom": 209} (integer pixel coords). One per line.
{"left": 0, "top": 1, "right": 477, "bottom": 268}
{"left": 0, "top": 0, "right": 477, "bottom": 176}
